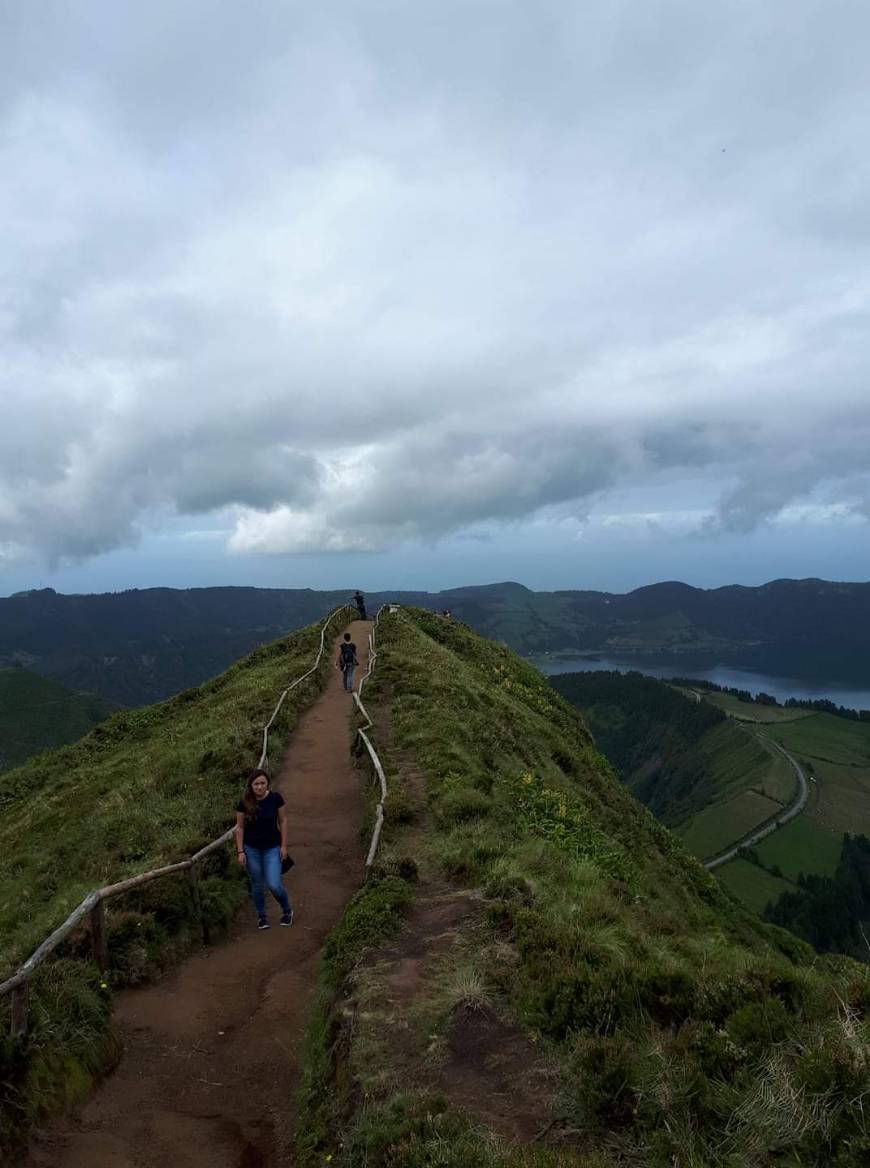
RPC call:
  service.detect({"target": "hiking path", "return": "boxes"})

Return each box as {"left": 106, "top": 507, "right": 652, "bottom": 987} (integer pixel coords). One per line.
{"left": 24, "top": 621, "right": 370, "bottom": 1168}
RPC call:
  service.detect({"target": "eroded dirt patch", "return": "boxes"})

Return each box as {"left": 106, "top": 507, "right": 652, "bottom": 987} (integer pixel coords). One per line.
{"left": 445, "top": 1003, "right": 556, "bottom": 1142}
{"left": 353, "top": 887, "right": 558, "bottom": 1145}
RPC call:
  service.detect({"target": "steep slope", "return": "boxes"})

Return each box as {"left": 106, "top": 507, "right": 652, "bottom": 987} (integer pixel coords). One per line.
{"left": 297, "top": 609, "right": 870, "bottom": 1168}
{"left": 0, "top": 668, "right": 116, "bottom": 771}
{"left": 550, "top": 671, "right": 795, "bottom": 859}
{"left": 0, "top": 615, "right": 347, "bottom": 1154}
{"left": 22, "top": 621, "right": 369, "bottom": 1168}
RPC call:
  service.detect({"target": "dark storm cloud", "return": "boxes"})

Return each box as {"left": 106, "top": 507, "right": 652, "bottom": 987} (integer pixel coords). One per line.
{"left": 1, "top": 1, "right": 870, "bottom": 563}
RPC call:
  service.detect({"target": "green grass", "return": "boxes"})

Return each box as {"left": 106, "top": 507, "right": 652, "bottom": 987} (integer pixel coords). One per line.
{"left": 0, "top": 611, "right": 350, "bottom": 1157}
{"left": 754, "top": 817, "right": 843, "bottom": 881}
{"left": 679, "top": 789, "right": 786, "bottom": 859}
{"left": 766, "top": 713, "right": 870, "bottom": 767}
{"left": 693, "top": 703, "right": 870, "bottom": 882}
{"left": 805, "top": 760, "right": 870, "bottom": 836}
{"left": 705, "top": 692, "right": 814, "bottom": 723}
{"left": 753, "top": 714, "right": 870, "bottom": 878}
{"left": 0, "top": 619, "right": 348, "bottom": 975}
{"left": 296, "top": 608, "right": 870, "bottom": 1168}
{"left": 715, "top": 859, "right": 796, "bottom": 915}
{"left": 0, "top": 668, "right": 116, "bottom": 772}
{"left": 672, "top": 722, "right": 795, "bottom": 859}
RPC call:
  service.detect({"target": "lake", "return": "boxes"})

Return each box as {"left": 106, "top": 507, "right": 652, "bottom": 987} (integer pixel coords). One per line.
{"left": 534, "top": 656, "right": 870, "bottom": 712}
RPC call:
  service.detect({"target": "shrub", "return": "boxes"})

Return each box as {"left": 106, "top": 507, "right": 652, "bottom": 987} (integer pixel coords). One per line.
{"left": 564, "top": 1035, "right": 637, "bottom": 1130}
{"left": 726, "top": 998, "right": 792, "bottom": 1053}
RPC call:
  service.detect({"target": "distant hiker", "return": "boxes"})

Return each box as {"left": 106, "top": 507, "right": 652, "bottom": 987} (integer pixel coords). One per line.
{"left": 235, "top": 768, "right": 293, "bottom": 930}
{"left": 336, "top": 631, "right": 359, "bottom": 692}
{"left": 353, "top": 590, "right": 367, "bottom": 620}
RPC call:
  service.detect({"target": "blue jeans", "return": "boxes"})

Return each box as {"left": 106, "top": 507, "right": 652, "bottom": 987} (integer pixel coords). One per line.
{"left": 244, "top": 845, "right": 290, "bottom": 916}
{"left": 343, "top": 664, "right": 355, "bottom": 691}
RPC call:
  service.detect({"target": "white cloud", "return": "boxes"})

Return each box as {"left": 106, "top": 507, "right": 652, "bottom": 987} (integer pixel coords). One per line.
{"left": 2, "top": 2, "right": 870, "bottom": 568}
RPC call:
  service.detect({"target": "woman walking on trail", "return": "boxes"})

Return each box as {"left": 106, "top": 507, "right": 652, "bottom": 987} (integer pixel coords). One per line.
{"left": 337, "top": 631, "right": 359, "bottom": 692}
{"left": 235, "top": 768, "right": 294, "bottom": 930}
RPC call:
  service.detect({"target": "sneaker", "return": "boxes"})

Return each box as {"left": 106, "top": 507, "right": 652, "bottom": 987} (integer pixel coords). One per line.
{"left": 257, "top": 915, "right": 270, "bottom": 930}
{"left": 279, "top": 909, "right": 294, "bottom": 927}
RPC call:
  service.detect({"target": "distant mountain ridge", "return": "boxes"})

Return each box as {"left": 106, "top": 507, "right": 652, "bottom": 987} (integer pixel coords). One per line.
{"left": 2, "top": 576, "right": 869, "bottom": 707}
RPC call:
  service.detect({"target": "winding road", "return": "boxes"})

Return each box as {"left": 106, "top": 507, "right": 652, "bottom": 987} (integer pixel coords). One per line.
{"left": 704, "top": 737, "right": 810, "bottom": 870}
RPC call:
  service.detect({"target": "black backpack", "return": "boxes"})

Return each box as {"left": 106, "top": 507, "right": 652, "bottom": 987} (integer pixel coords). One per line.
{"left": 340, "top": 642, "right": 355, "bottom": 667}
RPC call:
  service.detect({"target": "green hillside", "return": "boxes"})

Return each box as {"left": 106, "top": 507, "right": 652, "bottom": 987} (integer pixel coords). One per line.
{"left": 0, "top": 616, "right": 340, "bottom": 1151}
{"left": 550, "top": 671, "right": 794, "bottom": 860}
{"left": 0, "top": 667, "right": 116, "bottom": 772}
{"left": 713, "top": 711, "right": 870, "bottom": 911}
{"left": 298, "top": 611, "right": 869, "bottom": 1167}
{"left": 3, "top": 610, "right": 869, "bottom": 1165}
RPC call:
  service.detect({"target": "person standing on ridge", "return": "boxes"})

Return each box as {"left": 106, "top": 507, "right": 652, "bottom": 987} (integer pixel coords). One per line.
{"left": 336, "top": 631, "right": 359, "bottom": 692}
{"left": 353, "top": 590, "right": 367, "bottom": 620}
{"left": 235, "top": 768, "right": 293, "bottom": 930}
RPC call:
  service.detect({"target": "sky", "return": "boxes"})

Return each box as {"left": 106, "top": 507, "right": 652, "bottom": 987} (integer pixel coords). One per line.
{"left": 2, "top": 1, "right": 869, "bottom": 597}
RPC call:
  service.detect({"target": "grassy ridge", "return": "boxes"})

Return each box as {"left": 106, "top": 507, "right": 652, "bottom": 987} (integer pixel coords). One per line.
{"left": 296, "top": 610, "right": 870, "bottom": 1167}
{"left": 0, "top": 617, "right": 337, "bottom": 974}
{"left": 0, "top": 668, "right": 116, "bottom": 772}
{"left": 0, "top": 613, "right": 343, "bottom": 1155}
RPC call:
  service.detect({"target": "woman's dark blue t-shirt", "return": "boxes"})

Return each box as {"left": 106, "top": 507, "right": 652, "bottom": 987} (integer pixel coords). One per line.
{"left": 236, "top": 791, "right": 285, "bottom": 849}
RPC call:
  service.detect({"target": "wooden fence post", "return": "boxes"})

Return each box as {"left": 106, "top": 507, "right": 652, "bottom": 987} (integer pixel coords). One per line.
{"left": 10, "top": 981, "right": 29, "bottom": 1039}
{"left": 90, "top": 899, "right": 109, "bottom": 972}
{"left": 187, "top": 863, "right": 208, "bottom": 944}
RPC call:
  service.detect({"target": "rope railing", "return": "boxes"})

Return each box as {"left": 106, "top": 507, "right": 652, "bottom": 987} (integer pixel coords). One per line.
{"left": 354, "top": 604, "right": 394, "bottom": 868}
{"left": 0, "top": 604, "right": 354, "bottom": 1038}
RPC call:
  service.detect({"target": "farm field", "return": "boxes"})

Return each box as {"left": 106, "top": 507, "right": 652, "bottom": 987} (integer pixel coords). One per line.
{"left": 675, "top": 725, "right": 795, "bottom": 858}
{"left": 705, "top": 704, "right": 870, "bottom": 912}
{"left": 704, "top": 691, "right": 814, "bottom": 723}
{"left": 763, "top": 713, "right": 870, "bottom": 857}
{"left": 716, "top": 857, "right": 795, "bottom": 915}
{"left": 765, "top": 711, "right": 870, "bottom": 766}
{"left": 753, "top": 815, "right": 842, "bottom": 881}
{"left": 679, "top": 697, "right": 870, "bottom": 868}
{"left": 679, "top": 788, "right": 786, "bottom": 858}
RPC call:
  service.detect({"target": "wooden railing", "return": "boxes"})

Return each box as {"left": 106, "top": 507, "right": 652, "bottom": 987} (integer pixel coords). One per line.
{"left": 0, "top": 604, "right": 354, "bottom": 1038}
{"left": 355, "top": 605, "right": 391, "bottom": 867}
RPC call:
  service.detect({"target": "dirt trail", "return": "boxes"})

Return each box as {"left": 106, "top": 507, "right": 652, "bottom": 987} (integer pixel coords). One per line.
{"left": 25, "top": 622, "right": 370, "bottom": 1168}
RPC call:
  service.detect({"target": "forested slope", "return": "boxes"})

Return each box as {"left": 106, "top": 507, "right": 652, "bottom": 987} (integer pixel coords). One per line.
{"left": 0, "top": 668, "right": 115, "bottom": 771}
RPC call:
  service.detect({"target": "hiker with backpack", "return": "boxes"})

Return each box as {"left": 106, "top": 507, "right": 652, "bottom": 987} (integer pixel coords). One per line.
{"left": 336, "top": 631, "right": 359, "bottom": 692}
{"left": 235, "top": 768, "right": 294, "bottom": 930}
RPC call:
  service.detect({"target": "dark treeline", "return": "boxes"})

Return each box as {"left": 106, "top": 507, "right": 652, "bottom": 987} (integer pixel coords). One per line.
{"left": 669, "top": 676, "right": 870, "bottom": 721}
{"left": 552, "top": 670, "right": 727, "bottom": 826}
{"left": 670, "top": 676, "right": 756, "bottom": 703}
{"left": 763, "top": 835, "right": 870, "bottom": 962}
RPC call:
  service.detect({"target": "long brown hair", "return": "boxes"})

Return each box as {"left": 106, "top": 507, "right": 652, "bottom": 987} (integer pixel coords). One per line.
{"left": 242, "top": 768, "right": 271, "bottom": 818}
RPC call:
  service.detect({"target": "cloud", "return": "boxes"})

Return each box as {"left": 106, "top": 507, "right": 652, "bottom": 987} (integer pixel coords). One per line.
{"left": 2, "top": 2, "right": 870, "bottom": 566}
